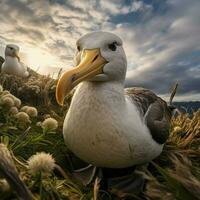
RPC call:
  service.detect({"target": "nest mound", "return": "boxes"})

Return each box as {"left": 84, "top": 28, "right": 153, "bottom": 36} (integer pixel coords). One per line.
{"left": 0, "top": 68, "right": 57, "bottom": 106}
{"left": 0, "top": 59, "right": 72, "bottom": 120}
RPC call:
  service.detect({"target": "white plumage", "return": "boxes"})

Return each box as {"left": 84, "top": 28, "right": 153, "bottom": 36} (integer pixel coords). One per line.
{"left": 56, "top": 32, "right": 171, "bottom": 169}
{"left": 63, "top": 82, "right": 163, "bottom": 168}
{"left": 1, "top": 44, "right": 29, "bottom": 77}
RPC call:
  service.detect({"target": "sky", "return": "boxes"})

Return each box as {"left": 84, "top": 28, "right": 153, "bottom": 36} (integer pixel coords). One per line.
{"left": 0, "top": 0, "right": 200, "bottom": 101}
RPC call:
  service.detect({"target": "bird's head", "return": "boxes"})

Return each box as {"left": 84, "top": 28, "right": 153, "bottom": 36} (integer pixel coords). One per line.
{"left": 5, "top": 44, "right": 20, "bottom": 61}
{"left": 56, "top": 31, "right": 127, "bottom": 106}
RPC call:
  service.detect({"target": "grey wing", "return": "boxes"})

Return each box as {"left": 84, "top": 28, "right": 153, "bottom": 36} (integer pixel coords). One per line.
{"left": 125, "top": 87, "right": 172, "bottom": 144}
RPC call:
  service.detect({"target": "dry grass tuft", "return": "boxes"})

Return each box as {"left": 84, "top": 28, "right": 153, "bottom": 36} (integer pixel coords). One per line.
{"left": 144, "top": 110, "right": 200, "bottom": 200}
{"left": 169, "top": 110, "right": 200, "bottom": 148}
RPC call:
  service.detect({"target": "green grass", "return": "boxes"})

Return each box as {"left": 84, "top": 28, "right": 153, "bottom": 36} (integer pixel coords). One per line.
{"left": 0, "top": 84, "right": 200, "bottom": 200}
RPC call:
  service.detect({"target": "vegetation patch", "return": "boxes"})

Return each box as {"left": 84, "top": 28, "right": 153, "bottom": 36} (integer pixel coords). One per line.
{"left": 0, "top": 74, "right": 199, "bottom": 200}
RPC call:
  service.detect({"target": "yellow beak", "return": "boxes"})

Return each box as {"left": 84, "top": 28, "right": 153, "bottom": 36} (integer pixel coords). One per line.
{"left": 13, "top": 51, "right": 20, "bottom": 62}
{"left": 56, "top": 48, "right": 107, "bottom": 106}
{"left": 16, "top": 55, "right": 20, "bottom": 62}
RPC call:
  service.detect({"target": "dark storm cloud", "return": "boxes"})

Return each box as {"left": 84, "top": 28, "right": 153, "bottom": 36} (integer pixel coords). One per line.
{"left": 125, "top": 57, "right": 200, "bottom": 95}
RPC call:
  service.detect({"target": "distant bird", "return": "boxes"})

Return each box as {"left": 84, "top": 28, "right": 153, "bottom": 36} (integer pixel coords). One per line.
{"left": 1, "top": 44, "right": 29, "bottom": 77}
{"left": 56, "top": 32, "right": 175, "bottom": 193}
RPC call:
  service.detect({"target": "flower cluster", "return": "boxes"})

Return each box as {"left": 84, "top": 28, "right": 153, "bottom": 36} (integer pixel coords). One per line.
{"left": 0, "top": 89, "right": 21, "bottom": 108}
{"left": 20, "top": 106, "right": 38, "bottom": 117}
{"left": 15, "top": 112, "right": 31, "bottom": 123}
{"left": 9, "top": 106, "right": 19, "bottom": 115}
{"left": 0, "top": 85, "right": 38, "bottom": 125}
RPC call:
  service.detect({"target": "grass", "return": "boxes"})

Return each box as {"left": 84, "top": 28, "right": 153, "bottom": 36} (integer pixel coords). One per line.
{"left": 0, "top": 74, "right": 200, "bottom": 200}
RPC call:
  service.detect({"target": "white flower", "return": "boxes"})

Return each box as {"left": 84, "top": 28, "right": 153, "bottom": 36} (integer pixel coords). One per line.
{"left": 15, "top": 112, "right": 31, "bottom": 123}
{"left": 27, "top": 152, "right": 55, "bottom": 175}
{"left": 0, "top": 97, "right": 15, "bottom": 107}
{"left": 0, "top": 93, "right": 21, "bottom": 108}
{"left": 0, "top": 94, "right": 14, "bottom": 104}
{"left": 20, "top": 106, "right": 38, "bottom": 117}
{"left": 13, "top": 97, "right": 21, "bottom": 108}
{"left": 42, "top": 118, "right": 58, "bottom": 131}
{"left": 26, "top": 107, "right": 38, "bottom": 117}
{"left": 20, "top": 106, "right": 29, "bottom": 112}
{"left": 9, "top": 106, "right": 19, "bottom": 115}
{"left": 1, "top": 93, "right": 14, "bottom": 100}
{"left": 1, "top": 90, "right": 10, "bottom": 96}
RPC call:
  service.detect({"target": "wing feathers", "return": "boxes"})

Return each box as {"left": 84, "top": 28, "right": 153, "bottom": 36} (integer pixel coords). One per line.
{"left": 125, "top": 87, "right": 172, "bottom": 144}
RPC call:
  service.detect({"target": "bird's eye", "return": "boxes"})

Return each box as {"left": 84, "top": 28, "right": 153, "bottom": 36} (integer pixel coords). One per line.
{"left": 108, "top": 42, "right": 117, "bottom": 51}
{"left": 77, "top": 45, "right": 81, "bottom": 51}
{"left": 10, "top": 47, "right": 13, "bottom": 50}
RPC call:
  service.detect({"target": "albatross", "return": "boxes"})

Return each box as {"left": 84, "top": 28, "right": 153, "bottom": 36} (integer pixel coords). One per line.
{"left": 56, "top": 31, "right": 175, "bottom": 194}
{"left": 1, "top": 44, "right": 29, "bottom": 77}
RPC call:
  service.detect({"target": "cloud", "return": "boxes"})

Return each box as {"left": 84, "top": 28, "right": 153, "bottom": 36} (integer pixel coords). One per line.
{"left": 0, "top": 0, "right": 199, "bottom": 101}
{"left": 109, "top": 0, "right": 200, "bottom": 100}
{"left": 99, "top": 0, "right": 151, "bottom": 16}
{"left": 16, "top": 27, "right": 45, "bottom": 42}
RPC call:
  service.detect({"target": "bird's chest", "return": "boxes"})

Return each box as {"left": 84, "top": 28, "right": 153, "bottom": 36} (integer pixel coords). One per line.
{"left": 3, "top": 58, "right": 20, "bottom": 73}
{"left": 63, "top": 84, "right": 132, "bottom": 167}
{"left": 64, "top": 88, "right": 126, "bottom": 146}
{"left": 62, "top": 83, "right": 163, "bottom": 168}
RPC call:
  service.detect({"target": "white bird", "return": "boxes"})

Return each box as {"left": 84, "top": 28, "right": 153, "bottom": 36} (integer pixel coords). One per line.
{"left": 56, "top": 32, "right": 174, "bottom": 190}
{"left": 1, "top": 44, "right": 29, "bottom": 77}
